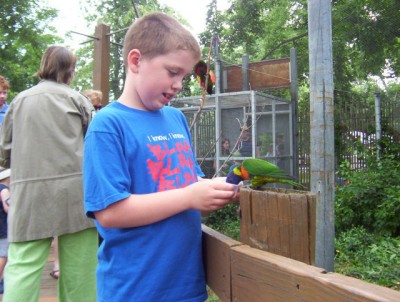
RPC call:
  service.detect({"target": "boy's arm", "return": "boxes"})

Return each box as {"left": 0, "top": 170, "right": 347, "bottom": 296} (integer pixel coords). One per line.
{"left": 94, "top": 179, "right": 238, "bottom": 228}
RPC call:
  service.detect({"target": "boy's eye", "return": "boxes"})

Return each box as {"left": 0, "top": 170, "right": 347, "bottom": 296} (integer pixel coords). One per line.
{"left": 168, "top": 70, "right": 178, "bottom": 76}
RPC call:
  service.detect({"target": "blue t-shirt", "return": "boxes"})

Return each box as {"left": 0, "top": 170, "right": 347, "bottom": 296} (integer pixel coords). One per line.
{"left": 239, "top": 139, "right": 252, "bottom": 156}
{"left": 0, "top": 103, "right": 9, "bottom": 125}
{"left": 84, "top": 102, "right": 207, "bottom": 302}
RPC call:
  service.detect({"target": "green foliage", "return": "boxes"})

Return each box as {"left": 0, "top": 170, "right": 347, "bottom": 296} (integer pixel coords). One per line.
{"left": 206, "top": 287, "right": 221, "bottom": 302}
{"left": 198, "top": 0, "right": 399, "bottom": 95}
{"left": 0, "top": 0, "right": 61, "bottom": 98}
{"left": 332, "top": 0, "right": 400, "bottom": 82}
{"left": 258, "top": 133, "right": 272, "bottom": 155}
{"left": 335, "top": 137, "right": 400, "bottom": 236}
{"left": 335, "top": 227, "right": 400, "bottom": 290}
{"left": 205, "top": 203, "right": 240, "bottom": 240}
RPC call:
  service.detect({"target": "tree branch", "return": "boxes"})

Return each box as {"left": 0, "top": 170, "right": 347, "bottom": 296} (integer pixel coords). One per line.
{"left": 262, "top": 32, "right": 307, "bottom": 60}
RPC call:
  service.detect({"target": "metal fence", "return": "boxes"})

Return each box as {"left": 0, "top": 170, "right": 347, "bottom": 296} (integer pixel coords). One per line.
{"left": 179, "top": 89, "right": 400, "bottom": 189}
{"left": 174, "top": 91, "right": 295, "bottom": 181}
{"left": 297, "top": 90, "right": 400, "bottom": 188}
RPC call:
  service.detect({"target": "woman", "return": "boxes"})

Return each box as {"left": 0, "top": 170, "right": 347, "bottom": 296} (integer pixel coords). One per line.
{"left": 0, "top": 46, "right": 97, "bottom": 302}
{"left": 216, "top": 138, "right": 234, "bottom": 176}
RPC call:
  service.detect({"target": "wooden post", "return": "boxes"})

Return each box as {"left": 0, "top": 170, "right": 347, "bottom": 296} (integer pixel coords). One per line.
{"left": 308, "top": 0, "right": 335, "bottom": 271}
{"left": 242, "top": 54, "right": 249, "bottom": 91}
{"left": 93, "top": 23, "right": 110, "bottom": 104}
{"left": 240, "top": 188, "right": 316, "bottom": 265}
{"left": 290, "top": 47, "right": 299, "bottom": 181}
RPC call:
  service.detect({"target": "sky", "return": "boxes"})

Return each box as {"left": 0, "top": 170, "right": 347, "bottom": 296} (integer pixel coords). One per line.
{"left": 46, "top": 0, "right": 230, "bottom": 50}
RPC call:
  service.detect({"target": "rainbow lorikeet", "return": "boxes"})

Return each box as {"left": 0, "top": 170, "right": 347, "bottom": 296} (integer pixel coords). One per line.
{"left": 226, "top": 158, "right": 305, "bottom": 189}
{"left": 194, "top": 60, "right": 216, "bottom": 95}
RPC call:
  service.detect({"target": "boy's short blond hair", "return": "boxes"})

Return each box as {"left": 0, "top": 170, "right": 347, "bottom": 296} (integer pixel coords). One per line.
{"left": 0, "top": 76, "right": 9, "bottom": 91}
{"left": 123, "top": 12, "right": 201, "bottom": 68}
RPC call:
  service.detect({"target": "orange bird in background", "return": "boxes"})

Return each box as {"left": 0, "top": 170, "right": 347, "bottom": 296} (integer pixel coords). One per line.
{"left": 194, "top": 60, "right": 216, "bottom": 95}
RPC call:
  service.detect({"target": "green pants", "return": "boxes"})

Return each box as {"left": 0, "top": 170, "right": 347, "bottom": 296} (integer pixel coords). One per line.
{"left": 3, "top": 228, "right": 98, "bottom": 302}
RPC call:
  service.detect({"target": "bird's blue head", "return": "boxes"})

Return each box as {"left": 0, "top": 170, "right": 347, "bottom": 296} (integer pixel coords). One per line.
{"left": 226, "top": 164, "right": 243, "bottom": 185}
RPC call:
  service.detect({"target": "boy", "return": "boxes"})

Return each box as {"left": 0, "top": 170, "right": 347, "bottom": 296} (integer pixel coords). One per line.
{"left": 83, "top": 12, "right": 239, "bottom": 302}
{"left": 0, "top": 76, "right": 9, "bottom": 125}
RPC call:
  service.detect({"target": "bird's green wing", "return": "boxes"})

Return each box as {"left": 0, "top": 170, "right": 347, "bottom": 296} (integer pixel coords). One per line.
{"left": 251, "top": 176, "right": 306, "bottom": 189}
{"left": 242, "top": 158, "right": 289, "bottom": 179}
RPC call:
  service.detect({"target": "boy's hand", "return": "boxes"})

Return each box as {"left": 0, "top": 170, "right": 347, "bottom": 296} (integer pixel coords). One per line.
{"left": 185, "top": 179, "right": 240, "bottom": 211}
{"left": 212, "top": 176, "right": 242, "bottom": 195}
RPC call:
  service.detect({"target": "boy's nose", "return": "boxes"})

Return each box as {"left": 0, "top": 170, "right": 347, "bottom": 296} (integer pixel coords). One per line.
{"left": 172, "top": 80, "right": 183, "bottom": 91}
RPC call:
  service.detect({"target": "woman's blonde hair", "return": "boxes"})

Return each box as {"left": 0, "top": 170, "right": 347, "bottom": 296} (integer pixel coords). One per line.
{"left": 123, "top": 12, "right": 201, "bottom": 68}
{"left": 83, "top": 89, "right": 103, "bottom": 106}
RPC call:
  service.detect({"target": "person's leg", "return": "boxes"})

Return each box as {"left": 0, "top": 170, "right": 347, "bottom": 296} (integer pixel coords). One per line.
{"left": 0, "top": 240, "right": 8, "bottom": 275}
{"left": 0, "top": 256, "right": 6, "bottom": 276}
{"left": 58, "top": 228, "right": 98, "bottom": 302}
{"left": 50, "top": 236, "right": 60, "bottom": 279}
{"left": 0, "top": 256, "right": 6, "bottom": 293}
{"left": 0, "top": 238, "right": 9, "bottom": 293}
{"left": 3, "top": 238, "right": 52, "bottom": 302}
{"left": 0, "top": 256, "right": 7, "bottom": 279}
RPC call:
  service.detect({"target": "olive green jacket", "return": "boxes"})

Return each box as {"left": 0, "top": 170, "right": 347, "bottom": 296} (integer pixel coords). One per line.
{"left": 0, "top": 80, "right": 96, "bottom": 242}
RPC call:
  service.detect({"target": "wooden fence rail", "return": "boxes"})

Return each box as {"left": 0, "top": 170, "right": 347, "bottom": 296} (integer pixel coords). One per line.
{"left": 239, "top": 188, "right": 316, "bottom": 265}
{"left": 202, "top": 225, "right": 400, "bottom": 301}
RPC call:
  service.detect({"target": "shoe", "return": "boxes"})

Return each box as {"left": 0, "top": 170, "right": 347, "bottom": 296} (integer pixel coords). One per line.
{"left": 50, "top": 270, "right": 59, "bottom": 280}
{"left": 0, "top": 278, "right": 4, "bottom": 294}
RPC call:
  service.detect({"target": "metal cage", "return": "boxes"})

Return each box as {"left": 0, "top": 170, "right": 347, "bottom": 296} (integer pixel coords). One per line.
{"left": 172, "top": 90, "right": 294, "bottom": 182}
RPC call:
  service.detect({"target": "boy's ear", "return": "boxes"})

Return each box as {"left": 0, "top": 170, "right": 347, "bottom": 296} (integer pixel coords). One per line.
{"left": 127, "top": 49, "right": 141, "bottom": 73}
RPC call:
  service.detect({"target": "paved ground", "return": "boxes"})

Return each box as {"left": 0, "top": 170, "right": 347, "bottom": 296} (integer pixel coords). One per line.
{"left": 0, "top": 244, "right": 58, "bottom": 302}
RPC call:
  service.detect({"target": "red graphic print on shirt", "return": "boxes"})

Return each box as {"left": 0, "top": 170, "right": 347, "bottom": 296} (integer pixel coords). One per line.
{"left": 147, "top": 140, "right": 197, "bottom": 191}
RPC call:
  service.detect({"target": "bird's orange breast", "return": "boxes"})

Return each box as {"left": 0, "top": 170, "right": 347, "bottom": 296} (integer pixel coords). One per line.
{"left": 240, "top": 166, "right": 250, "bottom": 180}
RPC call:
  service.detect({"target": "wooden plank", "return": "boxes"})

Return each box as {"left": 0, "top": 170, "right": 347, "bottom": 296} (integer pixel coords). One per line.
{"left": 287, "top": 191, "right": 310, "bottom": 263}
{"left": 277, "top": 191, "right": 291, "bottom": 258}
{"left": 224, "top": 58, "right": 290, "bottom": 92}
{"left": 240, "top": 188, "right": 315, "bottom": 264}
{"left": 231, "top": 245, "right": 400, "bottom": 302}
{"left": 265, "top": 190, "right": 282, "bottom": 255}
{"left": 307, "top": 192, "right": 316, "bottom": 265}
{"left": 249, "top": 58, "right": 291, "bottom": 90}
{"left": 202, "top": 225, "right": 243, "bottom": 302}
{"left": 239, "top": 189, "right": 252, "bottom": 244}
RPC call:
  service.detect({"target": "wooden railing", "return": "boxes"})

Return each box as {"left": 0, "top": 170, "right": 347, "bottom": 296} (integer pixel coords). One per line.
{"left": 202, "top": 225, "right": 400, "bottom": 302}
{"left": 202, "top": 187, "right": 400, "bottom": 301}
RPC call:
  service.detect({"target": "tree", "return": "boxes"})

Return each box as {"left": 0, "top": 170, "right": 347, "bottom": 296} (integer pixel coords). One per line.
{"left": 332, "top": 0, "right": 400, "bottom": 90}
{"left": 199, "top": 0, "right": 309, "bottom": 100}
{"left": 198, "top": 0, "right": 399, "bottom": 93}
{"left": 0, "top": 0, "right": 61, "bottom": 98}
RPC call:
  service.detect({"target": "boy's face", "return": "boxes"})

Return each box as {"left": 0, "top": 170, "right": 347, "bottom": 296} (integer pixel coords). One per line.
{"left": 131, "top": 49, "right": 198, "bottom": 111}
{"left": 0, "top": 87, "right": 8, "bottom": 106}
